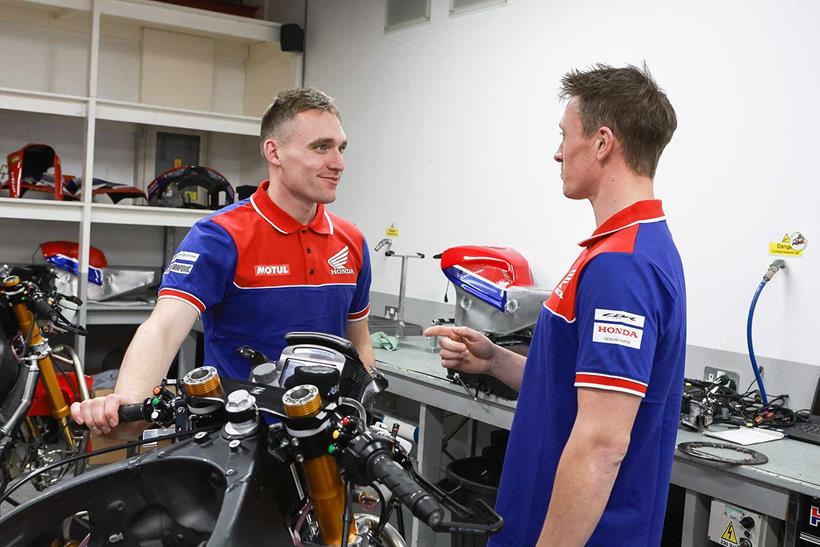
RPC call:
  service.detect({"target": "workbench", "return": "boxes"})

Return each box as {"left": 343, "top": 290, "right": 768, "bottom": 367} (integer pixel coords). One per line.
{"left": 374, "top": 337, "right": 820, "bottom": 547}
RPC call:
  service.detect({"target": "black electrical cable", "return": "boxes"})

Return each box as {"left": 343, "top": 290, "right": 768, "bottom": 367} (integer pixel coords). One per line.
{"left": 394, "top": 499, "right": 405, "bottom": 537}
{"left": 0, "top": 424, "right": 219, "bottom": 505}
{"left": 682, "top": 376, "right": 796, "bottom": 428}
{"left": 370, "top": 482, "right": 390, "bottom": 539}
{"left": 340, "top": 479, "right": 353, "bottom": 547}
{"left": 51, "top": 356, "right": 81, "bottom": 403}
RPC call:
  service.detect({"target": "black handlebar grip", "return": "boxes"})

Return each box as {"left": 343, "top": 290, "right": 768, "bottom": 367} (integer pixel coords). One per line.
{"left": 369, "top": 453, "right": 444, "bottom": 527}
{"left": 29, "top": 297, "right": 60, "bottom": 323}
{"left": 118, "top": 403, "right": 146, "bottom": 423}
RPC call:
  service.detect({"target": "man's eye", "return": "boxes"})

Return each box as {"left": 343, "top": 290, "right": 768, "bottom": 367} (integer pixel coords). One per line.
{"left": 316, "top": 144, "right": 329, "bottom": 152}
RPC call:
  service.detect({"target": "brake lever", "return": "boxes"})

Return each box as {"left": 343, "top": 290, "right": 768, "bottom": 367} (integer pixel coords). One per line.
{"left": 407, "top": 462, "right": 504, "bottom": 534}
{"left": 60, "top": 293, "right": 84, "bottom": 306}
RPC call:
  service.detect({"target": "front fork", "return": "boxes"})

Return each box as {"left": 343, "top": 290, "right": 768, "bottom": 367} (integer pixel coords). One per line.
{"left": 9, "top": 295, "right": 77, "bottom": 449}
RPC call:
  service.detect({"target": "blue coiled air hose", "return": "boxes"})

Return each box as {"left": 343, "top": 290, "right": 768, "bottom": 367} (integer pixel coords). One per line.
{"left": 746, "top": 259, "right": 786, "bottom": 405}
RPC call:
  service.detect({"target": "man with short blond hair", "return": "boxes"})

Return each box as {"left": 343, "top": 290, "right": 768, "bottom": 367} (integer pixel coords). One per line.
{"left": 74, "top": 87, "right": 375, "bottom": 435}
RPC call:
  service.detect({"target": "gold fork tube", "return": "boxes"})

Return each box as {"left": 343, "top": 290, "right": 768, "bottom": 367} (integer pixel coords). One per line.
{"left": 7, "top": 279, "right": 76, "bottom": 448}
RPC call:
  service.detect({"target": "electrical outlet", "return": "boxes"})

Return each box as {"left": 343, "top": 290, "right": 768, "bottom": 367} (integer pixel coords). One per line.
{"left": 384, "top": 306, "right": 398, "bottom": 320}
{"left": 704, "top": 366, "right": 740, "bottom": 390}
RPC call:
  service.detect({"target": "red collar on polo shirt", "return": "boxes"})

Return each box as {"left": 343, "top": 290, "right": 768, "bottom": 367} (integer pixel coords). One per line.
{"left": 249, "top": 180, "right": 333, "bottom": 235}
{"left": 578, "top": 200, "right": 665, "bottom": 248}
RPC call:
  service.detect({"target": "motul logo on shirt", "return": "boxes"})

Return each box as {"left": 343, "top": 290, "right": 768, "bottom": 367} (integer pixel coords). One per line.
{"left": 328, "top": 246, "right": 354, "bottom": 275}
{"left": 255, "top": 264, "right": 290, "bottom": 276}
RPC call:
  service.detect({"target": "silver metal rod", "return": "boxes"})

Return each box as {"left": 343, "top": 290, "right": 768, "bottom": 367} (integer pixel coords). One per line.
{"left": 397, "top": 256, "right": 408, "bottom": 338}
{"left": 0, "top": 362, "right": 40, "bottom": 437}
{"left": 52, "top": 345, "right": 91, "bottom": 401}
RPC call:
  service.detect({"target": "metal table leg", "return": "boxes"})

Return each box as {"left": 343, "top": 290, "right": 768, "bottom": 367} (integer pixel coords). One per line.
{"left": 411, "top": 402, "right": 445, "bottom": 547}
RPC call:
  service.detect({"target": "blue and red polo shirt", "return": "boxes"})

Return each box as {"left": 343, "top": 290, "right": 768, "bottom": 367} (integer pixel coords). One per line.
{"left": 158, "top": 181, "right": 371, "bottom": 380}
{"left": 489, "top": 200, "right": 686, "bottom": 547}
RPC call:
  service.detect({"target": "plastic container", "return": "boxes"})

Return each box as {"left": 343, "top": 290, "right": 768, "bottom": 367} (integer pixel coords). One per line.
{"left": 445, "top": 456, "right": 502, "bottom": 547}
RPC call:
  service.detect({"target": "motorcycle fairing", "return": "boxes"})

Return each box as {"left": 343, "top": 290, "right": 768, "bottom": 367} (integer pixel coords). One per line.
{"left": 0, "top": 428, "right": 296, "bottom": 546}
{"left": 4, "top": 144, "right": 64, "bottom": 200}
{"left": 40, "top": 241, "right": 108, "bottom": 286}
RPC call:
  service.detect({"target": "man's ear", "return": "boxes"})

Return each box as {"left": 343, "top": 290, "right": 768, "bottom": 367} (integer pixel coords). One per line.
{"left": 263, "top": 138, "right": 282, "bottom": 166}
{"left": 596, "top": 127, "right": 615, "bottom": 161}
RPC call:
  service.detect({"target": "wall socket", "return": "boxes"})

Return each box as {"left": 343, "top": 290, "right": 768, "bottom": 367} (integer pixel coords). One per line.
{"left": 703, "top": 366, "right": 740, "bottom": 390}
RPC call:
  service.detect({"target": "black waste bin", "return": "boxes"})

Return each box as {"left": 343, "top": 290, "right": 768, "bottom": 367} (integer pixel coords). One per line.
{"left": 445, "top": 456, "right": 502, "bottom": 547}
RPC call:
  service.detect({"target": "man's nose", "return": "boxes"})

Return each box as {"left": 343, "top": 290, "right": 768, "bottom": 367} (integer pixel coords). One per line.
{"left": 554, "top": 147, "right": 563, "bottom": 163}
{"left": 329, "top": 150, "right": 345, "bottom": 172}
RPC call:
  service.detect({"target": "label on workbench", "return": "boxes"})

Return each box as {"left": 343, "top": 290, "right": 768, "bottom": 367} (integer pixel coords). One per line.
{"left": 719, "top": 521, "right": 738, "bottom": 546}
{"left": 769, "top": 231, "right": 806, "bottom": 257}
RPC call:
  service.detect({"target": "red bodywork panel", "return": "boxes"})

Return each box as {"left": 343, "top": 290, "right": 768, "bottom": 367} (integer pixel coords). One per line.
{"left": 40, "top": 241, "right": 108, "bottom": 269}
{"left": 440, "top": 246, "right": 534, "bottom": 288}
{"left": 6, "top": 144, "right": 63, "bottom": 200}
{"left": 27, "top": 372, "right": 93, "bottom": 417}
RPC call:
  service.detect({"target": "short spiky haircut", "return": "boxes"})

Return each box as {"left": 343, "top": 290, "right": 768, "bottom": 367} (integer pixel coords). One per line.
{"left": 560, "top": 63, "right": 677, "bottom": 178}
{"left": 259, "top": 87, "right": 341, "bottom": 156}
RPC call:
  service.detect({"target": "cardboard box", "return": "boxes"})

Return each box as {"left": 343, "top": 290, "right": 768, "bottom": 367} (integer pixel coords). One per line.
{"left": 87, "top": 388, "right": 172, "bottom": 466}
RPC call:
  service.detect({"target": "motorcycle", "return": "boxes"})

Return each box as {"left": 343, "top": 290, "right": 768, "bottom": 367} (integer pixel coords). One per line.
{"left": 0, "top": 265, "right": 90, "bottom": 495}
{"left": 0, "top": 332, "right": 503, "bottom": 546}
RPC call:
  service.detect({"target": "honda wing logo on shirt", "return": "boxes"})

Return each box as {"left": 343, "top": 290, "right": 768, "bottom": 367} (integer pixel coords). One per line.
{"left": 328, "top": 246, "right": 355, "bottom": 275}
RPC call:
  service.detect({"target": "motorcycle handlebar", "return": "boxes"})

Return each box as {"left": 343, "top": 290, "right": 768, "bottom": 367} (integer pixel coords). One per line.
{"left": 118, "top": 403, "right": 147, "bottom": 423}
{"left": 368, "top": 452, "right": 445, "bottom": 528}
{"left": 28, "top": 295, "right": 60, "bottom": 324}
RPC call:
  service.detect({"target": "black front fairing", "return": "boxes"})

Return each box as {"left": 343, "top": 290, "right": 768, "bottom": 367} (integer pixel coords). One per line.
{"left": 0, "top": 427, "right": 296, "bottom": 547}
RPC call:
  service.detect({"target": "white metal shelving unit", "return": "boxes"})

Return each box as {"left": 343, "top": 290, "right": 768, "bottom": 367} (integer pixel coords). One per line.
{"left": 89, "top": 203, "right": 210, "bottom": 227}
{"left": 1, "top": 0, "right": 300, "bottom": 361}
{"left": 0, "top": 196, "right": 85, "bottom": 222}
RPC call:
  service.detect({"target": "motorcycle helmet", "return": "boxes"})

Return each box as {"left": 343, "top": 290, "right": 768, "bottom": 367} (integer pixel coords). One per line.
{"left": 147, "top": 166, "right": 234, "bottom": 210}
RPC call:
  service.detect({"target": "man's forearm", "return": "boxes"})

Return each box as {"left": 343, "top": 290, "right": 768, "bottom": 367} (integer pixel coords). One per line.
{"left": 346, "top": 319, "right": 375, "bottom": 372}
{"left": 114, "top": 320, "right": 185, "bottom": 401}
{"left": 536, "top": 435, "right": 626, "bottom": 546}
{"left": 489, "top": 346, "right": 527, "bottom": 391}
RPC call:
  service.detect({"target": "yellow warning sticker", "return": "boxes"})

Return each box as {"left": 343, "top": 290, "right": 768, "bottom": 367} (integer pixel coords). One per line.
{"left": 769, "top": 231, "right": 806, "bottom": 257}
{"left": 385, "top": 223, "right": 399, "bottom": 237}
{"left": 720, "top": 521, "right": 738, "bottom": 545}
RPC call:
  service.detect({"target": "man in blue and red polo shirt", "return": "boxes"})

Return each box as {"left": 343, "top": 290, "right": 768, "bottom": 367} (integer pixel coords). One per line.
{"left": 73, "top": 88, "right": 375, "bottom": 435}
{"left": 427, "top": 64, "right": 684, "bottom": 546}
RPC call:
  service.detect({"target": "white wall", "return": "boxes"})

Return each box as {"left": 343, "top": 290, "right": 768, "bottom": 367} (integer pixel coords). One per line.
{"left": 305, "top": 0, "right": 820, "bottom": 367}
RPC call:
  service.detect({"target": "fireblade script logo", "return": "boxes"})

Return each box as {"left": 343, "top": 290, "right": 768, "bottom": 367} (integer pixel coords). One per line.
{"left": 328, "top": 246, "right": 355, "bottom": 275}
{"left": 255, "top": 264, "right": 290, "bottom": 276}
{"left": 554, "top": 269, "right": 576, "bottom": 300}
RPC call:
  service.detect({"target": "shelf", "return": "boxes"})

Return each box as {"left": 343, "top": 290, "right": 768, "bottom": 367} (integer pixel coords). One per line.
{"left": 0, "top": 90, "right": 261, "bottom": 135}
{"left": 86, "top": 302, "right": 154, "bottom": 325}
{"left": 96, "top": 98, "right": 260, "bottom": 136}
{"left": 0, "top": 196, "right": 83, "bottom": 222}
{"left": 86, "top": 302, "right": 204, "bottom": 332}
{"left": 23, "top": 0, "right": 281, "bottom": 43}
{"left": 0, "top": 87, "right": 87, "bottom": 118}
{"left": 90, "top": 203, "right": 210, "bottom": 227}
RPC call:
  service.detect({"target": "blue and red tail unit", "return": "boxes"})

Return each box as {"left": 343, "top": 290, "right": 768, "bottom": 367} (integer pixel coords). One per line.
{"left": 40, "top": 241, "right": 107, "bottom": 286}
{"left": 439, "top": 246, "right": 534, "bottom": 312}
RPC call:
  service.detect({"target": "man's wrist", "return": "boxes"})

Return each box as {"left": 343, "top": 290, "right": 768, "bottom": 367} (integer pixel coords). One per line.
{"left": 485, "top": 345, "right": 499, "bottom": 377}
